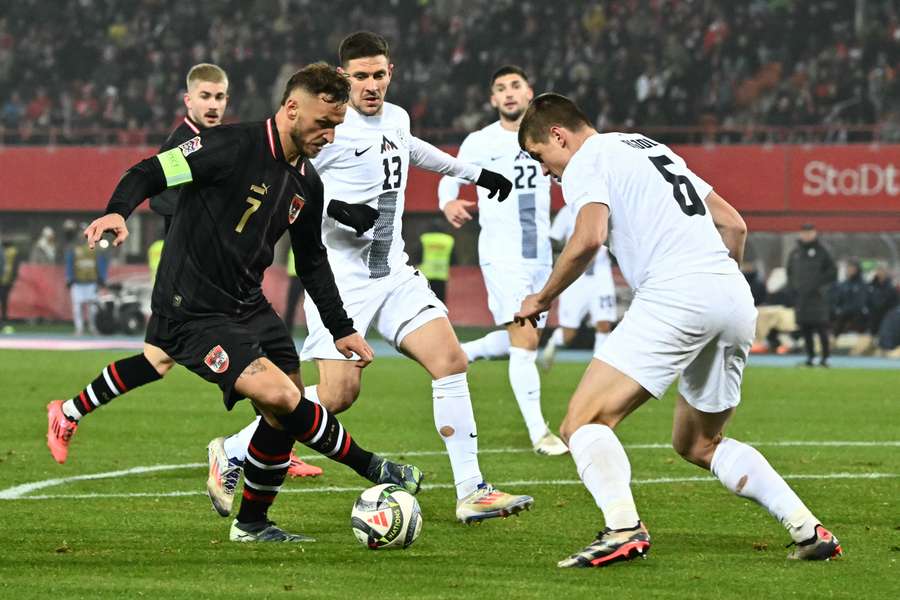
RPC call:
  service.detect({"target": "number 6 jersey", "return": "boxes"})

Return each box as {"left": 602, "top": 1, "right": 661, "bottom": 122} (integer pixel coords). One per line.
{"left": 312, "top": 102, "right": 480, "bottom": 282}
{"left": 561, "top": 132, "right": 738, "bottom": 291}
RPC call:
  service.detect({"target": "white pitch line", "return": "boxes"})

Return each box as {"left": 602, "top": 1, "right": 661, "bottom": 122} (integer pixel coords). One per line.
{"left": 2, "top": 440, "right": 897, "bottom": 500}
{"left": 10, "top": 472, "right": 899, "bottom": 501}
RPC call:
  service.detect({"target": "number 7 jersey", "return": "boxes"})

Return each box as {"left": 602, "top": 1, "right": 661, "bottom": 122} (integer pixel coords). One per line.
{"left": 561, "top": 132, "right": 738, "bottom": 291}
{"left": 312, "top": 102, "right": 479, "bottom": 282}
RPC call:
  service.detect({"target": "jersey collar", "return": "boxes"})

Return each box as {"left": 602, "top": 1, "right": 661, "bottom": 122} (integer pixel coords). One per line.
{"left": 183, "top": 115, "right": 201, "bottom": 134}
{"left": 266, "top": 116, "right": 306, "bottom": 175}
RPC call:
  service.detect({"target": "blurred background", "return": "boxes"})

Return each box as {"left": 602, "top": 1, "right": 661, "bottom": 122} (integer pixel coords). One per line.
{"left": 0, "top": 0, "right": 898, "bottom": 358}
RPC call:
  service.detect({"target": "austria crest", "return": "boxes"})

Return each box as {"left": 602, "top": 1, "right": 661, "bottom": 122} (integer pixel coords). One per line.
{"left": 204, "top": 345, "right": 229, "bottom": 373}
{"left": 289, "top": 194, "right": 305, "bottom": 224}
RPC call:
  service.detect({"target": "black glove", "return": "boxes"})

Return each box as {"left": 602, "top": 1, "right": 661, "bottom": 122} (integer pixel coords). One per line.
{"left": 327, "top": 200, "right": 379, "bottom": 237}
{"left": 476, "top": 169, "right": 513, "bottom": 202}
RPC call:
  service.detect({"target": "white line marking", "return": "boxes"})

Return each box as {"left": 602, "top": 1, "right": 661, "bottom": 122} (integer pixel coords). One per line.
{"left": 2, "top": 440, "right": 897, "bottom": 500}
{"left": 10, "top": 472, "right": 898, "bottom": 501}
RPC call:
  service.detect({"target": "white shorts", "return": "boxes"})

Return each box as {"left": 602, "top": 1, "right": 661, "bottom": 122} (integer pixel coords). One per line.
{"left": 594, "top": 273, "right": 757, "bottom": 413}
{"left": 481, "top": 262, "right": 552, "bottom": 327}
{"left": 558, "top": 270, "right": 617, "bottom": 329}
{"left": 300, "top": 267, "right": 447, "bottom": 361}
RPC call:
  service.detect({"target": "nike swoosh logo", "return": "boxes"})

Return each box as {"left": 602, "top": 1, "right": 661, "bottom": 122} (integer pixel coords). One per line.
{"left": 354, "top": 146, "right": 372, "bottom": 156}
{"left": 469, "top": 433, "right": 478, "bottom": 438}
{"left": 489, "top": 155, "right": 504, "bottom": 161}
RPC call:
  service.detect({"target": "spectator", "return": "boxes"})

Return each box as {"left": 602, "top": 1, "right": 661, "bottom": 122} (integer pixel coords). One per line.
{"left": 741, "top": 261, "right": 767, "bottom": 305}
{"left": 64, "top": 223, "right": 108, "bottom": 336}
{"left": 831, "top": 258, "right": 869, "bottom": 336}
{"left": 750, "top": 266, "right": 796, "bottom": 355}
{"left": 786, "top": 224, "right": 837, "bottom": 366}
{"left": 30, "top": 226, "right": 58, "bottom": 264}
{"left": 877, "top": 306, "right": 900, "bottom": 357}
{"left": 0, "top": 239, "right": 21, "bottom": 331}
{"left": 867, "top": 264, "right": 899, "bottom": 335}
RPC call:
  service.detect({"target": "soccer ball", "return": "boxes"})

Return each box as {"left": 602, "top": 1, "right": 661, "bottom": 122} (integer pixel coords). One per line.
{"left": 350, "top": 484, "right": 422, "bottom": 549}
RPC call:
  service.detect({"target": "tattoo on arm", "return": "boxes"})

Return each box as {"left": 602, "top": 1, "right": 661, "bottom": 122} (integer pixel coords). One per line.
{"left": 238, "top": 358, "right": 268, "bottom": 378}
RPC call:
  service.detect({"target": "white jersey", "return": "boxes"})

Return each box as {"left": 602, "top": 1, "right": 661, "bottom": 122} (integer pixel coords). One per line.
{"left": 313, "top": 102, "right": 480, "bottom": 282}
{"left": 561, "top": 132, "right": 738, "bottom": 290}
{"left": 438, "top": 121, "right": 552, "bottom": 265}
{"left": 548, "top": 203, "right": 612, "bottom": 277}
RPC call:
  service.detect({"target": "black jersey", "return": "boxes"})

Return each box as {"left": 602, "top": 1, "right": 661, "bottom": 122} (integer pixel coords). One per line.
{"left": 105, "top": 117, "right": 354, "bottom": 340}
{"left": 148, "top": 116, "right": 204, "bottom": 219}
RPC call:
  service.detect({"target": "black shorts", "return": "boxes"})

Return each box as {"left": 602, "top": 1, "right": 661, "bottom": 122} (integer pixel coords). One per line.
{"left": 145, "top": 304, "right": 299, "bottom": 410}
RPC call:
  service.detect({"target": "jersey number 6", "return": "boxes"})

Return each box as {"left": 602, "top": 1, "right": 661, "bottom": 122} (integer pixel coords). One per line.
{"left": 649, "top": 155, "right": 706, "bottom": 217}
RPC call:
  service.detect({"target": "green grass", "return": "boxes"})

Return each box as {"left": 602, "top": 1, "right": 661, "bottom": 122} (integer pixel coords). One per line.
{"left": 1, "top": 350, "right": 898, "bottom": 599}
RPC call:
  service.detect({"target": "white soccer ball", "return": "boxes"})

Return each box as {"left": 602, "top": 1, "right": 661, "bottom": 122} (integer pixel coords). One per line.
{"left": 350, "top": 483, "right": 422, "bottom": 549}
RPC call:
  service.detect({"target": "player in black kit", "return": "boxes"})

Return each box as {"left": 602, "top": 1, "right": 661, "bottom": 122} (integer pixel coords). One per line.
{"left": 149, "top": 63, "right": 229, "bottom": 234}
{"left": 78, "top": 63, "right": 421, "bottom": 542}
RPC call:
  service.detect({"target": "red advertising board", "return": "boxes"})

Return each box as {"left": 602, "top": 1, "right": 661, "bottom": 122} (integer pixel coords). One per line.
{"left": 1, "top": 144, "right": 899, "bottom": 230}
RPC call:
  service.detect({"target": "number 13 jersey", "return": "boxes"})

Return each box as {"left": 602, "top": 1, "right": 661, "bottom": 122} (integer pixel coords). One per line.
{"left": 561, "top": 132, "right": 738, "bottom": 291}
{"left": 312, "top": 102, "right": 479, "bottom": 283}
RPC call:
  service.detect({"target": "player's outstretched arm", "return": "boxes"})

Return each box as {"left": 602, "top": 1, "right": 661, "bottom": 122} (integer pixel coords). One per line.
{"left": 327, "top": 200, "right": 379, "bottom": 237}
{"left": 515, "top": 203, "right": 608, "bottom": 327}
{"left": 705, "top": 190, "right": 747, "bottom": 265}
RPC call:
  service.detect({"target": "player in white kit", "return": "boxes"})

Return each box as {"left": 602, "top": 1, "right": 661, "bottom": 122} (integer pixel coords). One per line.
{"left": 540, "top": 203, "right": 617, "bottom": 370}
{"left": 437, "top": 66, "right": 567, "bottom": 456}
{"left": 217, "top": 33, "right": 534, "bottom": 524}
{"left": 515, "top": 94, "right": 841, "bottom": 567}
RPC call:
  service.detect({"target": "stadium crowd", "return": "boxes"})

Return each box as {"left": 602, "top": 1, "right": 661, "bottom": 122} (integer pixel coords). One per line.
{"left": 2, "top": 0, "right": 900, "bottom": 144}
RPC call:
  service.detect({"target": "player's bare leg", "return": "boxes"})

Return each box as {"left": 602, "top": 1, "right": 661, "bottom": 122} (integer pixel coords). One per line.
{"left": 226, "top": 357, "right": 421, "bottom": 541}
{"left": 47, "top": 343, "right": 173, "bottom": 463}
{"left": 672, "top": 395, "right": 842, "bottom": 560}
{"left": 558, "top": 359, "right": 652, "bottom": 567}
{"left": 507, "top": 322, "right": 566, "bottom": 455}
{"left": 401, "top": 317, "right": 534, "bottom": 522}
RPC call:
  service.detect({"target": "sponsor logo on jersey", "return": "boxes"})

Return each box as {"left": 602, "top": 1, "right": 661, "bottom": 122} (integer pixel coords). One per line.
{"left": 354, "top": 146, "right": 372, "bottom": 157}
{"left": 289, "top": 194, "right": 305, "bottom": 224}
{"left": 204, "top": 345, "right": 229, "bottom": 373}
{"left": 515, "top": 150, "right": 531, "bottom": 161}
{"left": 178, "top": 136, "right": 203, "bottom": 157}
{"left": 381, "top": 135, "right": 398, "bottom": 153}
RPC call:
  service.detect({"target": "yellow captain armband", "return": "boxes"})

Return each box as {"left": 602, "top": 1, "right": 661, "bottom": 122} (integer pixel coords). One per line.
{"left": 156, "top": 147, "right": 194, "bottom": 188}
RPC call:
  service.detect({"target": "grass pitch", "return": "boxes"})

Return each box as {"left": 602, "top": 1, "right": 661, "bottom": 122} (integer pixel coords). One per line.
{"left": 1, "top": 349, "right": 898, "bottom": 599}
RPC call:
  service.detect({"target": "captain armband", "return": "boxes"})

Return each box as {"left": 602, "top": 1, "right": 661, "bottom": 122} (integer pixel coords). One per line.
{"left": 156, "top": 148, "right": 193, "bottom": 188}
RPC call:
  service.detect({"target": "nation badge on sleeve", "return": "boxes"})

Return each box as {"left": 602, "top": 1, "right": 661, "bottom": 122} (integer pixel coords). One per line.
{"left": 204, "top": 345, "right": 230, "bottom": 373}
{"left": 289, "top": 194, "right": 305, "bottom": 224}
{"left": 178, "top": 135, "right": 203, "bottom": 157}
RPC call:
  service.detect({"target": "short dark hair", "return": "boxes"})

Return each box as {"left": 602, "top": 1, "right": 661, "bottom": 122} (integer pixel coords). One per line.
{"left": 280, "top": 62, "right": 350, "bottom": 106}
{"left": 339, "top": 31, "right": 390, "bottom": 66}
{"left": 490, "top": 65, "right": 529, "bottom": 88}
{"left": 518, "top": 93, "right": 591, "bottom": 148}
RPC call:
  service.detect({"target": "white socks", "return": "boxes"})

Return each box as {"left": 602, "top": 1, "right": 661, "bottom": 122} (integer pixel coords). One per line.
{"left": 549, "top": 328, "right": 565, "bottom": 347}
{"left": 508, "top": 347, "right": 548, "bottom": 444}
{"left": 225, "top": 385, "right": 319, "bottom": 463}
{"left": 62, "top": 400, "right": 84, "bottom": 421}
{"left": 432, "top": 372, "right": 483, "bottom": 499}
{"left": 569, "top": 423, "right": 640, "bottom": 529}
{"left": 225, "top": 416, "right": 260, "bottom": 463}
{"left": 593, "top": 331, "right": 609, "bottom": 354}
{"left": 304, "top": 384, "right": 321, "bottom": 405}
{"left": 461, "top": 330, "right": 510, "bottom": 362}
{"left": 711, "top": 438, "right": 818, "bottom": 542}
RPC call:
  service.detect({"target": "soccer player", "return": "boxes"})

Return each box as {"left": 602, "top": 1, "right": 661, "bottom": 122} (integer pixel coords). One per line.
{"left": 515, "top": 93, "right": 841, "bottom": 566}
{"left": 79, "top": 63, "right": 423, "bottom": 542}
{"left": 149, "top": 63, "right": 229, "bottom": 235}
{"left": 218, "top": 32, "right": 534, "bottom": 524}
{"left": 436, "top": 66, "right": 566, "bottom": 456}
{"left": 46, "top": 63, "right": 321, "bottom": 478}
{"left": 539, "top": 203, "right": 617, "bottom": 370}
